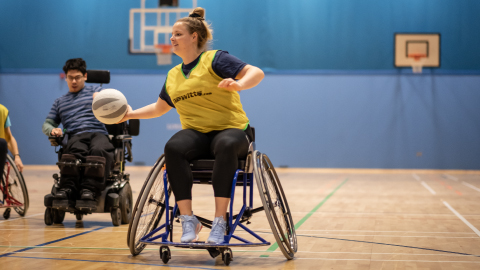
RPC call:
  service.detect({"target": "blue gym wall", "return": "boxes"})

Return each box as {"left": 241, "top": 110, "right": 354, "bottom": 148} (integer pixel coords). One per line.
{"left": 1, "top": 0, "right": 479, "bottom": 169}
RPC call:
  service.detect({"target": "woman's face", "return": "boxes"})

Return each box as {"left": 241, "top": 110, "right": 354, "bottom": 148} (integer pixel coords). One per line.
{"left": 170, "top": 22, "right": 197, "bottom": 56}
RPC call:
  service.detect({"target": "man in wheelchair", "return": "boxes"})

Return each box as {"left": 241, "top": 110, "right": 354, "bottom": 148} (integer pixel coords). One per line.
{"left": 42, "top": 58, "right": 114, "bottom": 205}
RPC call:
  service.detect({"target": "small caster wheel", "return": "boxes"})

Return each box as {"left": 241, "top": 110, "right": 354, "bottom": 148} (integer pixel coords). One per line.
{"left": 53, "top": 209, "right": 65, "bottom": 224}
{"left": 222, "top": 248, "right": 233, "bottom": 266}
{"left": 159, "top": 246, "right": 171, "bottom": 264}
{"left": 44, "top": 208, "right": 53, "bottom": 225}
{"left": 76, "top": 213, "right": 83, "bottom": 221}
{"left": 111, "top": 207, "right": 121, "bottom": 226}
{"left": 3, "top": 208, "right": 11, "bottom": 219}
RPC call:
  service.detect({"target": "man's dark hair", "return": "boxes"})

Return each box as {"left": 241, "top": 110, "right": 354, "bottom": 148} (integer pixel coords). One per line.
{"left": 63, "top": 58, "right": 87, "bottom": 75}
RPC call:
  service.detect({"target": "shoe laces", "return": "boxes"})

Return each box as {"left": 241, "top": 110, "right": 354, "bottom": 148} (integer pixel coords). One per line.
{"left": 210, "top": 217, "right": 227, "bottom": 238}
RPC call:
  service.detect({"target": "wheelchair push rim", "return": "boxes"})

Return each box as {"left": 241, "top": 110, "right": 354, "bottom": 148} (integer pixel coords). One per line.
{"left": 253, "top": 151, "right": 297, "bottom": 259}
{"left": 2, "top": 155, "right": 29, "bottom": 216}
{"left": 128, "top": 155, "right": 170, "bottom": 256}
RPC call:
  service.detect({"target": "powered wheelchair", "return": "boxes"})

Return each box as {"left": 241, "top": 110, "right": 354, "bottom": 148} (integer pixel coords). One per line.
{"left": 127, "top": 128, "right": 298, "bottom": 266}
{"left": 43, "top": 70, "right": 139, "bottom": 226}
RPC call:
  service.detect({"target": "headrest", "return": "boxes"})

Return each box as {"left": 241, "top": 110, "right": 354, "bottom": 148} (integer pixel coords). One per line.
{"left": 86, "top": 70, "right": 110, "bottom": 84}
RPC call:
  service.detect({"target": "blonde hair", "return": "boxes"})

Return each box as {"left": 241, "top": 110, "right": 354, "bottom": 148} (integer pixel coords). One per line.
{"left": 177, "top": 7, "right": 213, "bottom": 51}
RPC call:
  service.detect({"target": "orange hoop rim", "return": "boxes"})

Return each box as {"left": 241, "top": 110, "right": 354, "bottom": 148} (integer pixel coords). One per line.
{"left": 155, "top": 44, "right": 173, "bottom": 54}
{"left": 408, "top": 53, "right": 427, "bottom": 61}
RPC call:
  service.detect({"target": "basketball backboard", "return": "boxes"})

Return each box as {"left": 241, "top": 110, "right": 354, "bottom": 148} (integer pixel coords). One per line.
{"left": 394, "top": 33, "right": 440, "bottom": 73}
{"left": 129, "top": 0, "right": 197, "bottom": 65}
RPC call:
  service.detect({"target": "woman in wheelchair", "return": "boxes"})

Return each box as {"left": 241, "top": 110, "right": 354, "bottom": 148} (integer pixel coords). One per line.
{"left": 120, "top": 7, "right": 264, "bottom": 244}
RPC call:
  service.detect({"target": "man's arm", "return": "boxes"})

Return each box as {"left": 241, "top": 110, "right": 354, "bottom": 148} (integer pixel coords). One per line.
{"left": 4, "top": 127, "right": 23, "bottom": 172}
{"left": 42, "top": 118, "right": 60, "bottom": 136}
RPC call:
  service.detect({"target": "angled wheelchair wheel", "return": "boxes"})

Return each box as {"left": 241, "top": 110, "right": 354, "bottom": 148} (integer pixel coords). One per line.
{"left": 3, "top": 155, "right": 29, "bottom": 216}
{"left": 127, "top": 155, "right": 171, "bottom": 255}
{"left": 119, "top": 182, "right": 133, "bottom": 224}
{"left": 254, "top": 151, "right": 297, "bottom": 260}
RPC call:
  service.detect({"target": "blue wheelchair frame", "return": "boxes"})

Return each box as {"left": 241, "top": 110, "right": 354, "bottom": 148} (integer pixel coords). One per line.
{"left": 140, "top": 160, "right": 271, "bottom": 249}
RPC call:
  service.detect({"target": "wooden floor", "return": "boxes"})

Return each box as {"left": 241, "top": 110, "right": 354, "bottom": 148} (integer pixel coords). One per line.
{"left": 1, "top": 166, "right": 480, "bottom": 269}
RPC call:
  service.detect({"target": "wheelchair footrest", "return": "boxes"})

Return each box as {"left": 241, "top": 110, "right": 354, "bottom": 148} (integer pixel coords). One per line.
{"left": 52, "top": 200, "right": 74, "bottom": 211}
{"left": 75, "top": 200, "right": 97, "bottom": 212}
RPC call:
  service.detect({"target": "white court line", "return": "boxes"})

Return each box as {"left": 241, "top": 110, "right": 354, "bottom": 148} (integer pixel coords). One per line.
{"left": 463, "top": 181, "right": 480, "bottom": 192}
{"left": 443, "top": 201, "right": 480, "bottom": 237}
{"left": 444, "top": 174, "right": 458, "bottom": 181}
{"left": 421, "top": 181, "right": 436, "bottom": 195}
{"left": 0, "top": 213, "right": 43, "bottom": 223}
{"left": 249, "top": 257, "right": 480, "bottom": 263}
{"left": 412, "top": 174, "right": 421, "bottom": 181}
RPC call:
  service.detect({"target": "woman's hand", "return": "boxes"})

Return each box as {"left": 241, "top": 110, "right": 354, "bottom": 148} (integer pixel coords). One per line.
{"left": 218, "top": 78, "right": 244, "bottom": 92}
{"left": 117, "top": 105, "right": 133, "bottom": 124}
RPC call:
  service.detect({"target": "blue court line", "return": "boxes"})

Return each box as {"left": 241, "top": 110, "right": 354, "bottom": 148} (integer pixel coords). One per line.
{"left": 7, "top": 256, "right": 218, "bottom": 270}
{"left": 297, "top": 234, "right": 480, "bottom": 258}
{"left": 0, "top": 226, "right": 106, "bottom": 258}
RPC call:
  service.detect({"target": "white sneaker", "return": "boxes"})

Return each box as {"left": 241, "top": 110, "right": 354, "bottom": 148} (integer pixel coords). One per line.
{"left": 207, "top": 216, "right": 227, "bottom": 244}
{"left": 179, "top": 214, "right": 202, "bottom": 243}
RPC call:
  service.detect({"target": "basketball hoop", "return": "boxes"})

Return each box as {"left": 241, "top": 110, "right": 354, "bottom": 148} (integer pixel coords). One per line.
{"left": 408, "top": 53, "right": 427, "bottom": 73}
{"left": 154, "top": 44, "right": 173, "bottom": 65}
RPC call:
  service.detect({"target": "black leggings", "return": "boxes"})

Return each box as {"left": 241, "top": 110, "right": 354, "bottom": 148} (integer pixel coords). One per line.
{"left": 0, "top": 138, "right": 7, "bottom": 176}
{"left": 164, "top": 126, "right": 253, "bottom": 201}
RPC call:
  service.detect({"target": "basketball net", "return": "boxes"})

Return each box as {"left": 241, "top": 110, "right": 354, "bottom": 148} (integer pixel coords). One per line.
{"left": 408, "top": 54, "right": 426, "bottom": 74}
{"left": 155, "top": 44, "right": 173, "bottom": 65}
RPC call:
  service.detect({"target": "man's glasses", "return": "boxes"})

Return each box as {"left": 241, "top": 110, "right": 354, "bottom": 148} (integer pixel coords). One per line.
{"left": 66, "top": 75, "right": 84, "bottom": 82}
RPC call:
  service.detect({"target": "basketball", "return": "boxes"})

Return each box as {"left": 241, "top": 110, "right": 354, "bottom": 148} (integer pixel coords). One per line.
{"left": 92, "top": 88, "right": 128, "bottom": 125}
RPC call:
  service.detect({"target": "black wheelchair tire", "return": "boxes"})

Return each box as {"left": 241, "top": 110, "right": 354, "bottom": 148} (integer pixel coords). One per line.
{"left": 44, "top": 208, "right": 53, "bottom": 225}
{"left": 254, "top": 151, "right": 297, "bottom": 260}
{"left": 111, "top": 207, "right": 121, "bottom": 226}
{"left": 4, "top": 155, "right": 29, "bottom": 216}
{"left": 53, "top": 209, "right": 65, "bottom": 224}
{"left": 128, "top": 155, "right": 170, "bottom": 256}
{"left": 119, "top": 182, "right": 133, "bottom": 224}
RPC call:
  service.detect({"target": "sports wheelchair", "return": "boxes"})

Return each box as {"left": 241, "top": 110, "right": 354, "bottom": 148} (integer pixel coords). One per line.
{"left": 1, "top": 154, "right": 29, "bottom": 219}
{"left": 127, "top": 129, "right": 298, "bottom": 266}
{"left": 43, "top": 70, "right": 139, "bottom": 226}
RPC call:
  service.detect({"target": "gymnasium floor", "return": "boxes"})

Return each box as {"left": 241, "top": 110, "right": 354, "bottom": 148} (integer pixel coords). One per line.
{"left": 1, "top": 166, "right": 480, "bottom": 269}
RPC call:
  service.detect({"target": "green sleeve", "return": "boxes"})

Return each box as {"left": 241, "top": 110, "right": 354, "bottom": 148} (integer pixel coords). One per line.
{"left": 42, "top": 118, "right": 59, "bottom": 136}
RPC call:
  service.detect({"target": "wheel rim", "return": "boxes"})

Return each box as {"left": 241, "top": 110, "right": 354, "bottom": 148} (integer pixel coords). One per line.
{"left": 254, "top": 151, "right": 297, "bottom": 258}
{"left": 129, "top": 157, "right": 169, "bottom": 254}
{"left": 3, "top": 155, "right": 28, "bottom": 216}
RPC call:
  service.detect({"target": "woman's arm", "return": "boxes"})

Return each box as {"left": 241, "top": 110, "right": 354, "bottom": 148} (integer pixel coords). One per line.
{"left": 4, "top": 127, "right": 23, "bottom": 172}
{"left": 217, "top": 64, "right": 264, "bottom": 92}
{"left": 119, "top": 98, "right": 172, "bottom": 123}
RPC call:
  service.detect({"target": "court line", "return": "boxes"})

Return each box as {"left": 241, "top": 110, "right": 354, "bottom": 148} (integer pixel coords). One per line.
{"left": 421, "top": 181, "right": 436, "bottom": 195}
{"left": 0, "top": 226, "right": 106, "bottom": 258}
{"left": 262, "top": 178, "right": 348, "bottom": 256}
{"left": 0, "top": 213, "right": 43, "bottom": 223}
{"left": 462, "top": 181, "right": 480, "bottom": 192}
{"left": 7, "top": 256, "right": 217, "bottom": 270}
{"left": 296, "top": 234, "right": 480, "bottom": 258}
{"left": 412, "top": 174, "right": 421, "bottom": 181}
{"left": 443, "top": 174, "right": 459, "bottom": 181}
{"left": 442, "top": 201, "right": 480, "bottom": 237}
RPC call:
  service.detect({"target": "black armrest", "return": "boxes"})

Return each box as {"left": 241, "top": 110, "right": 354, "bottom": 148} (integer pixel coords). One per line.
{"left": 128, "top": 119, "right": 140, "bottom": 136}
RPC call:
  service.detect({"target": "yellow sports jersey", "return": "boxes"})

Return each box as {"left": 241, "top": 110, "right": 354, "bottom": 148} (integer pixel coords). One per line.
{"left": 0, "top": 104, "right": 8, "bottom": 139}
{"left": 165, "top": 50, "right": 249, "bottom": 133}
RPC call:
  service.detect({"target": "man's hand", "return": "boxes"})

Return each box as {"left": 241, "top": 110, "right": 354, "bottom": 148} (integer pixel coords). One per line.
{"left": 14, "top": 155, "right": 24, "bottom": 173}
{"left": 218, "top": 78, "right": 244, "bottom": 92}
{"left": 51, "top": 128, "right": 63, "bottom": 137}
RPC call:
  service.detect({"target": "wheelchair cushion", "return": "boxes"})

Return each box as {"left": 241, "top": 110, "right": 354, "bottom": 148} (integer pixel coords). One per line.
{"left": 190, "top": 159, "right": 246, "bottom": 170}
